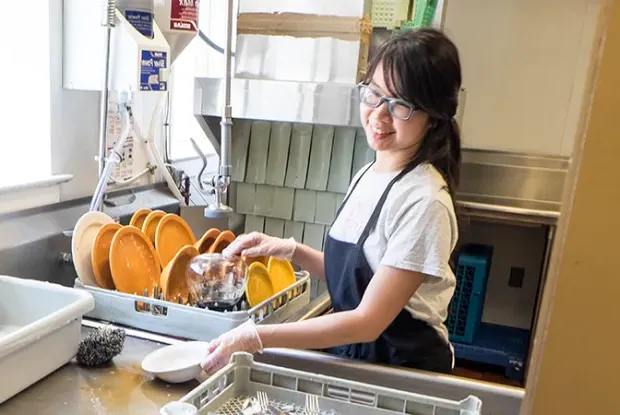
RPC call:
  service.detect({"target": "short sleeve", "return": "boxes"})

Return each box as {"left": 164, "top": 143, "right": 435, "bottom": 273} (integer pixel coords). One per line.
{"left": 380, "top": 198, "right": 455, "bottom": 279}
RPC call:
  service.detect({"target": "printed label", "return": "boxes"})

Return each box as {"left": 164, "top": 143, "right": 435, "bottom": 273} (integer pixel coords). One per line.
{"left": 125, "top": 9, "right": 154, "bottom": 38}
{"left": 140, "top": 50, "right": 168, "bottom": 91}
{"left": 170, "top": 0, "right": 199, "bottom": 32}
{"left": 106, "top": 94, "right": 135, "bottom": 182}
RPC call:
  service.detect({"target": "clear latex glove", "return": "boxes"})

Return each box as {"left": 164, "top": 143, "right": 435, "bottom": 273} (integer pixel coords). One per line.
{"left": 200, "top": 320, "right": 263, "bottom": 375}
{"left": 222, "top": 232, "right": 296, "bottom": 261}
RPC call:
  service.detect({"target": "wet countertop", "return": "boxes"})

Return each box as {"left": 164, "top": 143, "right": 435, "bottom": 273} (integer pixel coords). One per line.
{"left": 0, "top": 326, "right": 197, "bottom": 415}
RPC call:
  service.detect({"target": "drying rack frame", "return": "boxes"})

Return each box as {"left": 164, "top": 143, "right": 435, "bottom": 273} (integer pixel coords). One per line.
{"left": 73, "top": 271, "right": 311, "bottom": 341}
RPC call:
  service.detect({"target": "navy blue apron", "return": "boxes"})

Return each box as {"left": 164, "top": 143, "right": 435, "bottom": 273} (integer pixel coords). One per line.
{"left": 323, "top": 159, "right": 453, "bottom": 373}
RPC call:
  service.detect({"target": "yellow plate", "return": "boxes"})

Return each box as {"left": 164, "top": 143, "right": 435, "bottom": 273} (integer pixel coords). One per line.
{"left": 267, "top": 257, "right": 296, "bottom": 295}
{"left": 129, "top": 208, "right": 152, "bottom": 229}
{"left": 142, "top": 210, "right": 166, "bottom": 245}
{"left": 155, "top": 214, "right": 196, "bottom": 268}
{"left": 195, "top": 228, "right": 221, "bottom": 254}
{"left": 109, "top": 226, "right": 161, "bottom": 296}
{"left": 245, "top": 262, "right": 274, "bottom": 308}
{"left": 160, "top": 245, "right": 199, "bottom": 304}
{"left": 91, "top": 222, "right": 122, "bottom": 290}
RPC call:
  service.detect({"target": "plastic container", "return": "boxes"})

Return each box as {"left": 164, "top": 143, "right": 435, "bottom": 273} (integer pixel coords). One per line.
{"left": 446, "top": 244, "right": 493, "bottom": 344}
{"left": 163, "top": 353, "right": 483, "bottom": 415}
{"left": 0, "top": 275, "right": 95, "bottom": 404}
{"left": 371, "top": 0, "right": 410, "bottom": 29}
{"left": 74, "top": 271, "right": 311, "bottom": 341}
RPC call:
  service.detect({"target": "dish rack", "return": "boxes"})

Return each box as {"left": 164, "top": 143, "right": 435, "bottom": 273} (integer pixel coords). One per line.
{"left": 74, "top": 271, "right": 311, "bottom": 341}
{"left": 164, "top": 353, "right": 483, "bottom": 415}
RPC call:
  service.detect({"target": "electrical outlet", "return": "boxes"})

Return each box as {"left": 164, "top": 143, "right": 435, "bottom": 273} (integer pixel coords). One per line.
{"left": 509, "top": 266, "right": 525, "bottom": 288}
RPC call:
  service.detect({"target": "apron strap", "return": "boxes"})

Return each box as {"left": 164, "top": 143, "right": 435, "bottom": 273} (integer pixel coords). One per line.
{"left": 356, "top": 158, "right": 424, "bottom": 247}
{"left": 334, "top": 162, "right": 375, "bottom": 219}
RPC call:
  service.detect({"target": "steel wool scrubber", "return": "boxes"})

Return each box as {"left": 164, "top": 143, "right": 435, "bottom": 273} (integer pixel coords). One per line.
{"left": 76, "top": 325, "right": 126, "bottom": 367}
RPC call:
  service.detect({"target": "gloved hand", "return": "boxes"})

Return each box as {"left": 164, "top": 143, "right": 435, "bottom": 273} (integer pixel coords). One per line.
{"left": 222, "top": 232, "right": 296, "bottom": 261}
{"left": 200, "top": 320, "right": 263, "bottom": 375}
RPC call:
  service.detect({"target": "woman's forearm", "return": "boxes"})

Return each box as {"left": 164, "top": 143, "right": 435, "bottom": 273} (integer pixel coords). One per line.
{"left": 292, "top": 243, "right": 325, "bottom": 280}
{"left": 256, "top": 309, "right": 377, "bottom": 350}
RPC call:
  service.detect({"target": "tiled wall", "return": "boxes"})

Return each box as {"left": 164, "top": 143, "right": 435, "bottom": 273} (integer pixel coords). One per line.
{"left": 227, "top": 119, "right": 375, "bottom": 297}
{"left": 226, "top": 118, "right": 548, "bottom": 329}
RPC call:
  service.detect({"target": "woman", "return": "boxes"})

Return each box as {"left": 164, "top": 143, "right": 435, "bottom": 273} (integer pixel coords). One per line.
{"left": 201, "top": 28, "right": 462, "bottom": 375}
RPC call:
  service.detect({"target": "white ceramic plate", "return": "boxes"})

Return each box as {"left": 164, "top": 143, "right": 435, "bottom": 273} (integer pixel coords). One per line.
{"left": 71, "top": 211, "right": 115, "bottom": 287}
{"left": 141, "top": 341, "right": 210, "bottom": 383}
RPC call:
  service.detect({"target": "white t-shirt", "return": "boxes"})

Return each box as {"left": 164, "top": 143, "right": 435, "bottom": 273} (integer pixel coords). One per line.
{"left": 328, "top": 162, "right": 458, "bottom": 346}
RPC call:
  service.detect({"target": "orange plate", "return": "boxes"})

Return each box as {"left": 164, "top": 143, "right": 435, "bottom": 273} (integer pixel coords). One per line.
{"left": 142, "top": 210, "right": 166, "bottom": 245}
{"left": 208, "top": 230, "right": 236, "bottom": 254}
{"left": 110, "top": 226, "right": 161, "bottom": 296}
{"left": 129, "top": 208, "right": 152, "bottom": 229}
{"left": 91, "top": 222, "right": 123, "bottom": 290}
{"left": 160, "top": 245, "right": 199, "bottom": 304}
{"left": 155, "top": 214, "right": 197, "bottom": 268}
{"left": 195, "top": 228, "right": 221, "bottom": 254}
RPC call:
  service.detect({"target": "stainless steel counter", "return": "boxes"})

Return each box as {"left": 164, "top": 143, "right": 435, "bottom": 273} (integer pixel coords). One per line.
{"left": 0, "top": 310, "right": 525, "bottom": 415}
{"left": 0, "top": 325, "right": 196, "bottom": 415}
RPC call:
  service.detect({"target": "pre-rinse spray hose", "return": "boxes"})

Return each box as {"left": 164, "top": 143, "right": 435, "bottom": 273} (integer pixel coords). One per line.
{"left": 89, "top": 93, "right": 131, "bottom": 211}
{"left": 144, "top": 92, "right": 187, "bottom": 206}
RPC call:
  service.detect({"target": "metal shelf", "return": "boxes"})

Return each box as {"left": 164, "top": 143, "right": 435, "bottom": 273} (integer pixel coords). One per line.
{"left": 194, "top": 77, "right": 362, "bottom": 127}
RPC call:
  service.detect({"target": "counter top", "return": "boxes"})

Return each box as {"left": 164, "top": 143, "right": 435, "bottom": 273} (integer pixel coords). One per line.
{"left": 0, "top": 326, "right": 195, "bottom": 415}
{"left": 0, "top": 315, "right": 525, "bottom": 415}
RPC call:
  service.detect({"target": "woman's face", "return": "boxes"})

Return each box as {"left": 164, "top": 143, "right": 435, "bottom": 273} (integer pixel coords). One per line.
{"left": 360, "top": 63, "right": 430, "bottom": 157}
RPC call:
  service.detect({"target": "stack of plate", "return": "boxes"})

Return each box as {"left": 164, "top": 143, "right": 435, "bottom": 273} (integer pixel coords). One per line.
{"left": 71, "top": 210, "right": 297, "bottom": 308}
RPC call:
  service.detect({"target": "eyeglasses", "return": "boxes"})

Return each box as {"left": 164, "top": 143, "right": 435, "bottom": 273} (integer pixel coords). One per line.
{"left": 357, "top": 83, "right": 417, "bottom": 120}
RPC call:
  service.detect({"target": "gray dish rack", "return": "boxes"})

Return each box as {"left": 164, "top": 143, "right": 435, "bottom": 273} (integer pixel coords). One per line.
{"left": 73, "top": 271, "right": 311, "bottom": 341}
{"left": 164, "top": 353, "right": 483, "bottom": 415}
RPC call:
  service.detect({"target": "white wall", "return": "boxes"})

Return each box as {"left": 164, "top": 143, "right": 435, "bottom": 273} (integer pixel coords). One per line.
{"left": 445, "top": 0, "right": 602, "bottom": 156}
{"left": 459, "top": 221, "right": 547, "bottom": 329}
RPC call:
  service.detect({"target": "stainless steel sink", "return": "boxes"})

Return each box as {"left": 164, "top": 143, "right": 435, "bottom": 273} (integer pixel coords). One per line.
{"left": 269, "top": 292, "right": 525, "bottom": 415}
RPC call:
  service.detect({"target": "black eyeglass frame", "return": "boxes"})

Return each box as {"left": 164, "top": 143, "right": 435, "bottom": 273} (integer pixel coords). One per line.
{"left": 357, "top": 82, "right": 418, "bottom": 121}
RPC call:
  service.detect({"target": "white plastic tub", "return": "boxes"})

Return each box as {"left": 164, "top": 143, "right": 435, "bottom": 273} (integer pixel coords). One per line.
{"left": 0, "top": 275, "right": 94, "bottom": 404}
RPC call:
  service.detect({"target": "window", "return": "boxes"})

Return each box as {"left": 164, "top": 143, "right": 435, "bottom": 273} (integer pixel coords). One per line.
{"left": 169, "top": 0, "right": 238, "bottom": 161}
{"left": 1, "top": 2, "right": 52, "bottom": 187}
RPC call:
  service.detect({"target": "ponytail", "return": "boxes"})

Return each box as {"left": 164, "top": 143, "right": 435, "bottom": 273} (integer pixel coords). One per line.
{"left": 419, "top": 117, "right": 462, "bottom": 198}
{"left": 418, "top": 116, "right": 468, "bottom": 236}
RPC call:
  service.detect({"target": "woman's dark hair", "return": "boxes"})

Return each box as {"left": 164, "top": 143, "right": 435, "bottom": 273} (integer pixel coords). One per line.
{"left": 364, "top": 28, "right": 462, "bottom": 199}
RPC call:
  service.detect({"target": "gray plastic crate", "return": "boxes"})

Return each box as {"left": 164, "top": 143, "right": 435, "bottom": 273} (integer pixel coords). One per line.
{"left": 165, "top": 353, "right": 482, "bottom": 415}
{"left": 74, "top": 272, "right": 310, "bottom": 341}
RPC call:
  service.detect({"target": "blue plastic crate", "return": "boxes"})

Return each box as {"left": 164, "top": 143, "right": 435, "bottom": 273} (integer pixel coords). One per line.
{"left": 446, "top": 244, "right": 493, "bottom": 344}
{"left": 453, "top": 323, "right": 530, "bottom": 382}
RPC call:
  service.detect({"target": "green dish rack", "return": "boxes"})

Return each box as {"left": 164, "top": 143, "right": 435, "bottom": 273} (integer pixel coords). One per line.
{"left": 401, "top": 0, "right": 440, "bottom": 30}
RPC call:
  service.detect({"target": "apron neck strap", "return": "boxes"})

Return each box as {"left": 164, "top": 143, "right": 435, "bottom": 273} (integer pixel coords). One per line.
{"left": 356, "top": 158, "right": 423, "bottom": 246}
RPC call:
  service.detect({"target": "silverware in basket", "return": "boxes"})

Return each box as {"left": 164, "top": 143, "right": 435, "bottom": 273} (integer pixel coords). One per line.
{"left": 304, "top": 394, "right": 320, "bottom": 415}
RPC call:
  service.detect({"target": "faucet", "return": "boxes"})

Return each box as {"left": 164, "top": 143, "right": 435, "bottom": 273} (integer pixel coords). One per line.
{"left": 195, "top": 0, "right": 235, "bottom": 219}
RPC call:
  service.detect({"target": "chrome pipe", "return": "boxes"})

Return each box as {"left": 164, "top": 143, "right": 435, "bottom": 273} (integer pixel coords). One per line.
{"left": 220, "top": 0, "right": 234, "bottom": 177}
{"left": 97, "top": 0, "right": 117, "bottom": 211}
{"left": 204, "top": 0, "right": 234, "bottom": 219}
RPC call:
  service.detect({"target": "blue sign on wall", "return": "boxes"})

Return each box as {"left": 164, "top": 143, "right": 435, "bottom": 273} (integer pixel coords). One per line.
{"left": 140, "top": 50, "right": 167, "bottom": 91}
{"left": 125, "top": 10, "right": 154, "bottom": 38}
